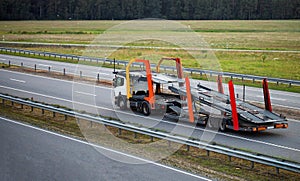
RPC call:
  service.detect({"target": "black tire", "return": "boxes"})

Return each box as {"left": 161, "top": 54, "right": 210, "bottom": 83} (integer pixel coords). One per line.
{"left": 141, "top": 101, "right": 151, "bottom": 116}
{"left": 207, "top": 118, "right": 214, "bottom": 129}
{"left": 207, "top": 116, "right": 222, "bottom": 130}
{"left": 219, "top": 120, "right": 227, "bottom": 132}
{"left": 118, "top": 97, "right": 126, "bottom": 110}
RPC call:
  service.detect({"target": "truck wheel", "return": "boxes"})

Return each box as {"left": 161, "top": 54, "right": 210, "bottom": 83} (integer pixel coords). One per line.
{"left": 141, "top": 101, "right": 151, "bottom": 116}
{"left": 207, "top": 118, "right": 213, "bottom": 129}
{"left": 219, "top": 120, "right": 227, "bottom": 132}
{"left": 118, "top": 97, "right": 126, "bottom": 110}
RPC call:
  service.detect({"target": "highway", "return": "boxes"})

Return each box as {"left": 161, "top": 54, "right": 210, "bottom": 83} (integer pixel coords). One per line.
{"left": 1, "top": 54, "right": 299, "bottom": 109}
{"left": 0, "top": 68, "right": 299, "bottom": 163}
{"left": 0, "top": 117, "right": 208, "bottom": 181}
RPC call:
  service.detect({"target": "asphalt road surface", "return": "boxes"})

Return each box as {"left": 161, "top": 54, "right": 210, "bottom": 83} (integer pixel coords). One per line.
{"left": 0, "top": 69, "right": 299, "bottom": 163}
{"left": 1, "top": 54, "right": 299, "bottom": 109}
{"left": 0, "top": 117, "right": 209, "bottom": 181}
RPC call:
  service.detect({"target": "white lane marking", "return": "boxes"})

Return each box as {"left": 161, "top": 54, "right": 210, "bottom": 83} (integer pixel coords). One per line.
{"left": 256, "top": 95, "right": 286, "bottom": 101}
{"left": 9, "top": 78, "right": 26, "bottom": 83}
{"left": 38, "top": 64, "right": 51, "bottom": 67}
{"left": 0, "top": 69, "right": 112, "bottom": 90}
{"left": 289, "top": 119, "right": 300, "bottom": 123}
{"left": 1, "top": 85, "right": 299, "bottom": 153}
{"left": 75, "top": 91, "right": 96, "bottom": 97}
{"left": 250, "top": 100, "right": 300, "bottom": 111}
{"left": 0, "top": 117, "right": 210, "bottom": 181}
{"left": 94, "top": 72, "right": 110, "bottom": 76}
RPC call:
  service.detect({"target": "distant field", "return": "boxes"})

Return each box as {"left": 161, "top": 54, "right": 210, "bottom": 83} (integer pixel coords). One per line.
{"left": 1, "top": 20, "right": 299, "bottom": 50}
{"left": 0, "top": 20, "right": 299, "bottom": 80}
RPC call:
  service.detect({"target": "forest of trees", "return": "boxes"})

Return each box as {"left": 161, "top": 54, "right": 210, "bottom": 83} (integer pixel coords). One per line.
{"left": 1, "top": 0, "right": 300, "bottom": 20}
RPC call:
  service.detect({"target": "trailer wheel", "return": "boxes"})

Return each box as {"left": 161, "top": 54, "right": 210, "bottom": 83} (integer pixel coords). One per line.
{"left": 141, "top": 101, "right": 151, "bottom": 116}
{"left": 118, "top": 97, "right": 126, "bottom": 110}
{"left": 219, "top": 120, "right": 227, "bottom": 132}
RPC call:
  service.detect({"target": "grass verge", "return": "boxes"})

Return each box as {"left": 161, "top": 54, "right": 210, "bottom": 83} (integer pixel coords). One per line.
{"left": 0, "top": 99, "right": 299, "bottom": 181}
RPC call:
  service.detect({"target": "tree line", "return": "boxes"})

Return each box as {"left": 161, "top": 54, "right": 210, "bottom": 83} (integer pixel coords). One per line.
{"left": 1, "top": 0, "right": 299, "bottom": 20}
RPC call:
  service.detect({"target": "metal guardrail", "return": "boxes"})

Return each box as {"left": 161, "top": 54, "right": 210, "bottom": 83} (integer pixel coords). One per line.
{"left": 1, "top": 47, "right": 300, "bottom": 86}
{"left": 0, "top": 93, "right": 299, "bottom": 173}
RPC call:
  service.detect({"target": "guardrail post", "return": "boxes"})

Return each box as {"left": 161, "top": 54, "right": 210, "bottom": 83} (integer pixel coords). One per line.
{"left": 80, "top": 71, "right": 82, "bottom": 78}
{"left": 1, "top": 99, "right": 4, "bottom": 105}
{"left": 8, "top": 61, "right": 10, "bottom": 67}
{"left": 42, "top": 109, "right": 44, "bottom": 115}
{"left": 243, "top": 85, "right": 246, "bottom": 102}
{"left": 186, "top": 145, "right": 190, "bottom": 151}
{"left": 228, "top": 155, "right": 232, "bottom": 162}
{"left": 53, "top": 112, "right": 56, "bottom": 118}
{"left": 134, "top": 132, "right": 137, "bottom": 139}
{"left": 289, "top": 83, "right": 292, "bottom": 87}
{"left": 64, "top": 115, "right": 67, "bottom": 121}
{"left": 48, "top": 66, "right": 51, "bottom": 72}
{"left": 11, "top": 101, "right": 14, "bottom": 107}
{"left": 63, "top": 68, "right": 66, "bottom": 76}
{"left": 150, "top": 136, "right": 154, "bottom": 142}
{"left": 251, "top": 161, "right": 254, "bottom": 169}
{"left": 90, "top": 121, "right": 93, "bottom": 128}
{"left": 31, "top": 106, "right": 33, "bottom": 112}
{"left": 21, "top": 62, "right": 23, "bottom": 67}
{"left": 206, "top": 150, "right": 210, "bottom": 157}
{"left": 34, "top": 64, "right": 37, "bottom": 71}
{"left": 97, "top": 74, "right": 100, "bottom": 82}
{"left": 118, "top": 128, "right": 122, "bottom": 135}
{"left": 168, "top": 141, "right": 171, "bottom": 147}
{"left": 242, "top": 77, "right": 244, "bottom": 81}
{"left": 276, "top": 167, "right": 280, "bottom": 174}
{"left": 253, "top": 78, "right": 255, "bottom": 83}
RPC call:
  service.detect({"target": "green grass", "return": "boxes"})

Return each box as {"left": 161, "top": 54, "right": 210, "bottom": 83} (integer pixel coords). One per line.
{"left": 216, "top": 52, "right": 300, "bottom": 80}
{"left": 182, "top": 20, "right": 300, "bottom": 32}
{"left": 191, "top": 74, "right": 300, "bottom": 93}
{"left": 1, "top": 20, "right": 300, "bottom": 50}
